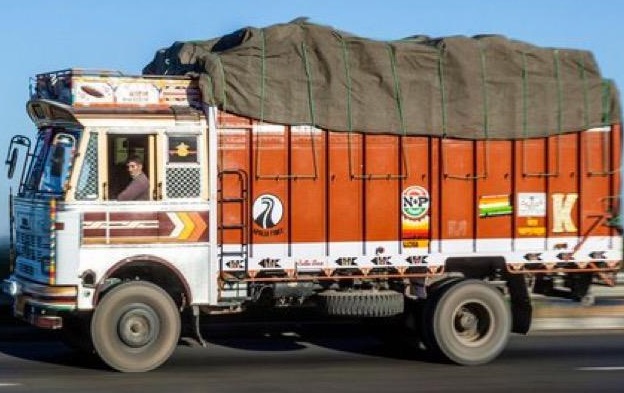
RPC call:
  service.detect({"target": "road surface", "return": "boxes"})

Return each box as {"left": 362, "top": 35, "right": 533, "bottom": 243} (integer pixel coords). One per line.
{"left": 0, "top": 277, "right": 623, "bottom": 392}
{"left": 0, "top": 315, "right": 623, "bottom": 393}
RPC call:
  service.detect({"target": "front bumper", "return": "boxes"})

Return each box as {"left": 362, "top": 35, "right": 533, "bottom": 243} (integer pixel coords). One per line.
{"left": 2, "top": 276, "right": 77, "bottom": 329}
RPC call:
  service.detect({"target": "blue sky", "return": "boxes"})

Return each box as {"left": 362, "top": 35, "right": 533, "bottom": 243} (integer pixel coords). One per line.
{"left": 0, "top": 0, "right": 622, "bottom": 236}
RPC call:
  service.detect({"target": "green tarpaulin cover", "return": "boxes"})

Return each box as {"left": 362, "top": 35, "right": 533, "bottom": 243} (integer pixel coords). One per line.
{"left": 144, "top": 19, "right": 621, "bottom": 140}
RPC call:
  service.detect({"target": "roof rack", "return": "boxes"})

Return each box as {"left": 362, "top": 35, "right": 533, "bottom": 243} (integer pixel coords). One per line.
{"left": 30, "top": 68, "right": 200, "bottom": 110}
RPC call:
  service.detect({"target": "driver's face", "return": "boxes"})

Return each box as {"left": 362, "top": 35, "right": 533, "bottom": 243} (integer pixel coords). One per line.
{"left": 127, "top": 161, "right": 142, "bottom": 177}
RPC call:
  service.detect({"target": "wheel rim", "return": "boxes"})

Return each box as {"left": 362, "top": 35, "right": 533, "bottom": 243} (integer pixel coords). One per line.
{"left": 117, "top": 304, "right": 160, "bottom": 349}
{"left": 451, "top": 301, "right": 493, "bottom": 347}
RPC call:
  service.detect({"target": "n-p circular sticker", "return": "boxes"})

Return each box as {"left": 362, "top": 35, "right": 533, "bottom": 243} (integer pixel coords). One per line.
{"left": 402, "top": 186, "right": 430, "bottom": 220}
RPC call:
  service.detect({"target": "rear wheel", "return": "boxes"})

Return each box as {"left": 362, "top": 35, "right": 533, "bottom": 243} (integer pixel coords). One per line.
{"left": 422, "top": 279, "right": 510, "bottom": 365}
{"left": 91, "top": 281, "right": 181, "bottom": 372}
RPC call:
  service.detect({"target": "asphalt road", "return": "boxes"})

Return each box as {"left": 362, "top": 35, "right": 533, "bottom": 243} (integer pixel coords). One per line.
{"left": 0, "top": 317, "right": 623, "bottom": 393}
{"left": 1, "top": 277, "right": 623, "bottom": 392}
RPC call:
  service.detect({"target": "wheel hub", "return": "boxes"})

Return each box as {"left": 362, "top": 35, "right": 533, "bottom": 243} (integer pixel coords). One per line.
{"left": 458, "top": 308, "right": 478, "bottom": 331}
{"left": 118, "top": 305, "right": 159, "bottom": 348}
{"left": 453, "top": 302, "right": 492, "bottom": 344}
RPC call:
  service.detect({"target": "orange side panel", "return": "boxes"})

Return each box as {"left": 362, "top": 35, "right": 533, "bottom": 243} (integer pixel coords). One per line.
{"left": 328, "top": 132, "right": 363, "bottom": 244}
{"left": 476, "top": 140, "right": 512, "bottom": 244}
{"left": 547, "top": 133, "right": 580, "bottom": 240}
{"left": 614, "top": 124, "right": 622, "bottom": 229}
{"left": 514, "top": 138, "right": 548, "bottom": 246}
{"left": 402, "top": 136, "right": 433, "bottom": 250}
{"left": 440, "top": 139, "right": 475, "bottom": 244}
{"left": 216, "top": 104, "right": 622, "bottom": 259}
{"left": 291, "top": 129, "right": 326, "bottom": 243}
{"left": 580, "top": 126, "right": 618, "bottom": 238}
{"left": 251, "top": 125, "right": 288, "bottom": 245}
{"left": 364, "top": 134, "right": 400, "bottom": 245}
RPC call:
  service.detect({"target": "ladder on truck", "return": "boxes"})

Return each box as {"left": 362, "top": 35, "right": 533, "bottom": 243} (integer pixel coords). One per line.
{"left": 217, "top": 169, "right": 249, "bottom": 284}
{"left": 189, "top": 169, "right": 250, "bottom": 347}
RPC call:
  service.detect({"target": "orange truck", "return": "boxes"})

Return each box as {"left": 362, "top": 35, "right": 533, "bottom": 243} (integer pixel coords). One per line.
{"left": 2, "top": 22, "right": 622, "bottom": 372}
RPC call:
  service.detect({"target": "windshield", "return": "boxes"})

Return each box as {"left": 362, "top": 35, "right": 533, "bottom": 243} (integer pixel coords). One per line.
{"left": 23, "top": 127, "right": 80, "bottom": 196}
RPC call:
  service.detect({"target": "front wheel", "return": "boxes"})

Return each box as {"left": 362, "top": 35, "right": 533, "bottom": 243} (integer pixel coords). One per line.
{"left": 91, "top": 281, "right": 181, "bottom": 372}
{"left": 422, "top": 279, "right": 511, "bottom": 366}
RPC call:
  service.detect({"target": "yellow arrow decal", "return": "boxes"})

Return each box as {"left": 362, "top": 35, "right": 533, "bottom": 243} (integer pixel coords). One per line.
{"left": 177, "top": 212, "right": 195, "bottom": 240}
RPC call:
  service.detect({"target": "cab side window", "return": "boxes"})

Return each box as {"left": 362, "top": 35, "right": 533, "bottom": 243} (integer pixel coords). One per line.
{"left": 106, "top": 134, "right": 150, "bottom": 200}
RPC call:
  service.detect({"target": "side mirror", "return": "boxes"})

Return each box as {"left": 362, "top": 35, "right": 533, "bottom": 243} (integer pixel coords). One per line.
{"left": 5, "top": 135, "right": 32, "bottom": 183}
{"left": 6, "top": 148, "right": 18, "bottom": 179}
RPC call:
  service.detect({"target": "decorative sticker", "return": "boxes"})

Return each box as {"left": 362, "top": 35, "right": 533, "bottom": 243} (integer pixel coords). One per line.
{"left": 402, "top": 186, "right": 430, "bottom": 248}
{"left": 517, "top": 193, "right": 546, "bottom": 217}
{"left": 252, "top": 194, "right": 284, "bottom": 236}
{"left": 115, "top": 82, "right": 160, "bottom": 105}
{"left": 518, "top": 218, "right": 546, "bottom": 236}
{"left": 168, "top": 136, "right": 198, "bottom": 163}
{"left": 402, "top": 186, "right": 430, "bottom": 220}
{"left": 479, "top": 194, "right": 512, "bottom": 217}
{"left": 74, "top": 82, "right": 115, "bottom": 104}
{"left": 552, "top": 193, "right": 578, "bottom": 233}
{"left": 71, "top": 76, "right": 201, "bottom": 108}
{"left": 81, "top": 211, "right": 208, "bottom": 245}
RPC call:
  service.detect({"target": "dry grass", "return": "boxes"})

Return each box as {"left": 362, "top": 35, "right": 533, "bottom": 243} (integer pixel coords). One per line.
{"left": 533, "top": 300, "right": 624, "bottom": 318}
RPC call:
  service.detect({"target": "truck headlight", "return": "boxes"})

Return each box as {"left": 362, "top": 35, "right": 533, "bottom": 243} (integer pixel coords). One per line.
{"left": 3, "top": 280, "right": 20, "bottom": 296}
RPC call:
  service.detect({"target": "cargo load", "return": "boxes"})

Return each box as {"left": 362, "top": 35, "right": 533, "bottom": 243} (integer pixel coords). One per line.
{"left": 145, "top": 19, "right": 620, "bottom": 139}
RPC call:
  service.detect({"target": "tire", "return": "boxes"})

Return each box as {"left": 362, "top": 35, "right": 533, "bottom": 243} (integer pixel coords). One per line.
{"left": 422, "top": 279, "right": 510, "bottom": 366}
{"left": 91, "top": 281, "right": 181, "bottom": 372}
{"left": 317, "top": 290, "right": 404, "bottom": 317}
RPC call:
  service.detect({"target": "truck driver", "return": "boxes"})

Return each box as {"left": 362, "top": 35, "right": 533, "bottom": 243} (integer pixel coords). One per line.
{"left": 117, "top": 155, "right": 149, "bottom": 201}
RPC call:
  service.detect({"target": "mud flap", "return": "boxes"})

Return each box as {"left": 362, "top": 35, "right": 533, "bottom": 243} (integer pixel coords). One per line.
{"left": 505, "top": 273, "right": 532, "bottom": 334}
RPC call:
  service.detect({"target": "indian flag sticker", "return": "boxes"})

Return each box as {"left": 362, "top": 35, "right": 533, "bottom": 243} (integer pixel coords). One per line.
{"left": 479, "top": 194, "right": 513, "bottom": 217}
